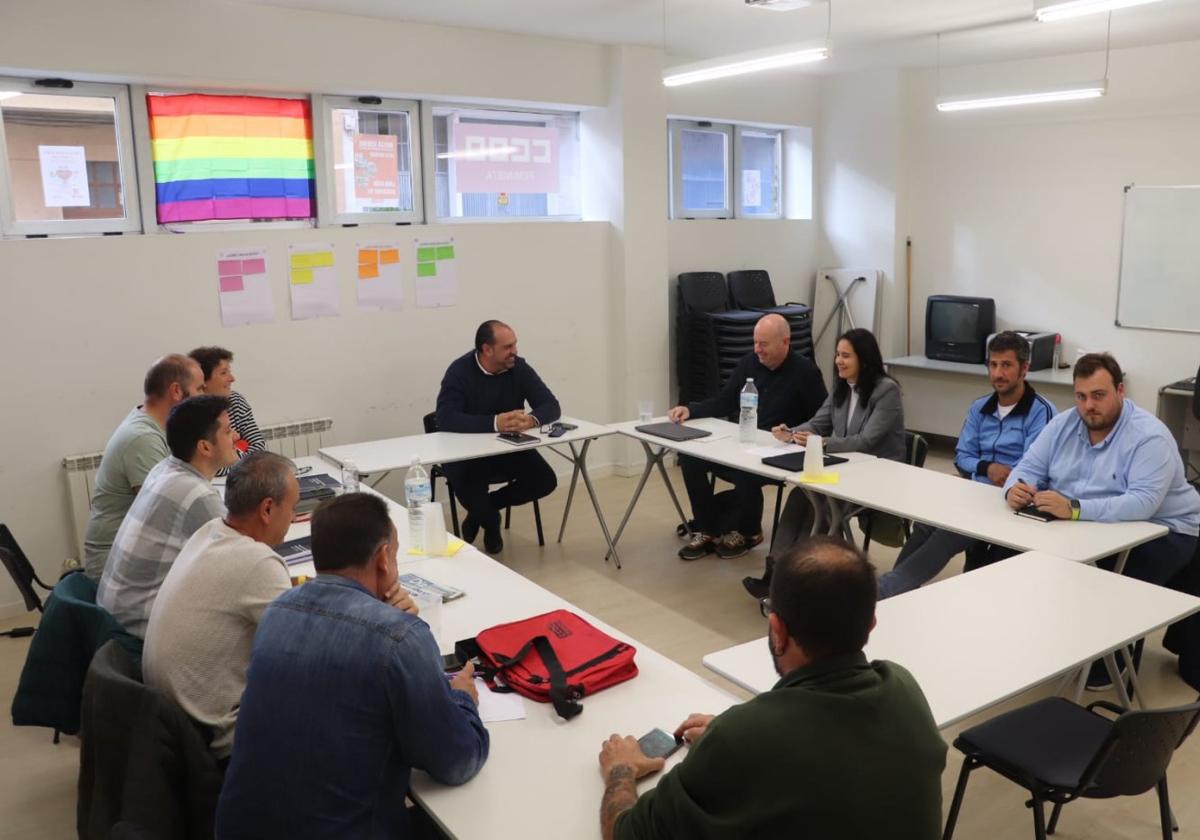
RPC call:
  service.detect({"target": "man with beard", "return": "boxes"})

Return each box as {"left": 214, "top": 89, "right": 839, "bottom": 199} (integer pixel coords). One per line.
{"left": 594, "top": 537, "right": 946, "bottom": 840}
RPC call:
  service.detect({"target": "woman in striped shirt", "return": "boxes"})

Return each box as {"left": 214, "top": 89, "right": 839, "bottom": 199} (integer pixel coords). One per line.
{"left": 189, "top": 347, "right": 267, "bottom": 474}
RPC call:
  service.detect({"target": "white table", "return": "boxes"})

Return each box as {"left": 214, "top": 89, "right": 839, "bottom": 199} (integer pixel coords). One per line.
{"left": 703, "top": 552, "right": 1200, "bottom": 727}
{"left": 319, "top": 417, "right": 624, "bottom": 565}
{"left": 885, "top": 355, "right": 1077, "bottom": 437}
{"left": 283, "top": 460, "right": 742, "bottom": 840}
{"left": 786, "top": 456, "right": 1167, "bottom": 570}
{"left": 607, "top": 417, "right": 877, "bottom": 558}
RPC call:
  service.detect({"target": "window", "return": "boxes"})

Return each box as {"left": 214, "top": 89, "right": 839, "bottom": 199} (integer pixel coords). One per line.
{"left": 317, "top": 95, "right": 422, "bottom": 225}
{"left": 0, "top": 78, "right": 141, "bottom": 236}
{"left": 146, "top": 92, "right": 314, "bottom": 226}
{"left": 669, "top": 120, "right": 784, "bottom": 220}
{"left": 429, "top": 105, "right": 580, "bottom": 220}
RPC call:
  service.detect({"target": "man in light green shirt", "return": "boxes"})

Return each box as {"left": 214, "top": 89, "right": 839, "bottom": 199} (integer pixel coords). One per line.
{"left": 83, "top": 354, "right": 202, "bottom": 580}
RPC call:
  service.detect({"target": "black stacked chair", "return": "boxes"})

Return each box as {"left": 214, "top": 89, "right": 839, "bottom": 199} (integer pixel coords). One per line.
{"left": 727, "top": 270, "right": 776, "bottom": 310}
{"left": 676, "top": 272, "right": 730, "bottom": 405}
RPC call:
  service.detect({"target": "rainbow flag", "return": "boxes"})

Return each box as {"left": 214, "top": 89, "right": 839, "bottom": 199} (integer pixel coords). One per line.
{"left": 148, "top": 94, "right": 314, "bottom": 223}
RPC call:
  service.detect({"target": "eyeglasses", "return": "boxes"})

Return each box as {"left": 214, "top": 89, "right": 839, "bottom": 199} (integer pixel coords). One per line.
{"left": 758, "top": 597, "right": 772, "bottom": 618}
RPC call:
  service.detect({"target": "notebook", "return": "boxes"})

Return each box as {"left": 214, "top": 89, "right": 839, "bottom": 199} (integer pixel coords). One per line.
{"left": 635, "top": 422, "right": 712, "bottom": 442}
{"left": 275, "top": 536, "right": 313, "bottom": 566}
{"left": 761, "top": 452, "right": 849, "bottom": 472}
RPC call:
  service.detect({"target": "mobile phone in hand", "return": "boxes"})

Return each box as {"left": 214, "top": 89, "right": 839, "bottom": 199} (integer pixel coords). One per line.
{"left": 638, "top": 728, "right": 684, "bottom": 760}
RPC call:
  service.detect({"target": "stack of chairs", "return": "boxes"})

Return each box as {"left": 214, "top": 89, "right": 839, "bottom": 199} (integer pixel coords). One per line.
{"left": 676, "top": 270, "right": 813, "bottom": 406}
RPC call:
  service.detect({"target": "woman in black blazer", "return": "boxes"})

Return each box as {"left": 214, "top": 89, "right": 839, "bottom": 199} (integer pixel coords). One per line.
{"left": 743, "top": 328, "right": 905, "bottom": 599}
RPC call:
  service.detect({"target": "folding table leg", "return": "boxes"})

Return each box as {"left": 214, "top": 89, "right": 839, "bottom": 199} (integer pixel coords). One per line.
{"left": 571, "top": 439, "right": 623, "bottom": 569}
{"left": 606, "top": 443, "right": 663, "bottom": 563}
{"left": 556, "top": 455, "right": 583, "bottom": 543}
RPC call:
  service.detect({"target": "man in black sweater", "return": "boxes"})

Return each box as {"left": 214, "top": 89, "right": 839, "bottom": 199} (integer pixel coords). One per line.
{"left": 668, "top": 314, "right": 826, "bottom": 560}
{"left": 436, "top": 320, "right": 561, "bottom": 554}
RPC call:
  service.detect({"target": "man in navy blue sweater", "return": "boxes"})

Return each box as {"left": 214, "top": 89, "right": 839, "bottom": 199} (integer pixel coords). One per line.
{"left": 436, "top": 320, "right": 561, "bottom": 553}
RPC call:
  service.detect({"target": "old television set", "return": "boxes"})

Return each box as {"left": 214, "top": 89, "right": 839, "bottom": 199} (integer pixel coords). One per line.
{"left": 925, "top": 296, "right": 996, "bottom": 364}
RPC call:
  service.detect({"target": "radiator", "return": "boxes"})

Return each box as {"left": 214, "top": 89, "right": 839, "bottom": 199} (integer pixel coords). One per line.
{"left": 62, "top": 416, "right": 333, "bottom": 562}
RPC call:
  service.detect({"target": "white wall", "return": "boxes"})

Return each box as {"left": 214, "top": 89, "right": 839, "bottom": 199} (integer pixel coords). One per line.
{"left": 897, "top": 39, "right": 1200, "bottom": 406}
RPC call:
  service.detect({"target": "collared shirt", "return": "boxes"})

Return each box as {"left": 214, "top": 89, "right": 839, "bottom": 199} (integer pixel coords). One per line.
{"left": 1004, "top": 399, "right": 1200, "bottom": 535}
{"left": 216, "top": 575, "right": 489, "bottom": 839}
{"left": 97, "top": 456, "right": 225, "bottom": 638}
{"left": 614, "top": 651, "right": 946, "bottom": 840}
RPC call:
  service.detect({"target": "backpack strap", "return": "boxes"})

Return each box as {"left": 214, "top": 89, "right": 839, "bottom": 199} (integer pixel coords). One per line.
{"left": 488, "top": 635, "right": 583, "bottom": 720}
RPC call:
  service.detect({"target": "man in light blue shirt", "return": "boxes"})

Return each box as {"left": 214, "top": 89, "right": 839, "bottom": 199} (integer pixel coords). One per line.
{"left": 1004, "top": 352, "right": 1199, "bottom": 587}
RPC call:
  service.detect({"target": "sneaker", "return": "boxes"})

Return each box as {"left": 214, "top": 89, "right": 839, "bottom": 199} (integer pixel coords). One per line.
{"left": 678, "top": 533, "right": 716, "bottom": 561}
{"left": 716, "top": 532, "right": 763, "bottom": 560}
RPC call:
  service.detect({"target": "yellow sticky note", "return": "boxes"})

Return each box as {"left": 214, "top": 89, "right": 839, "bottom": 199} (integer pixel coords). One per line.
{"left": 358, "top": 249, "right": 379, "bottom": 266}
{"left": 406, "top": 538, "right": 466, "bottom": 557}
{"left": 290, "top": 253, "right": 313, "bottom": 269}
{"left": 291, "top": 267, "right": 314, "bottom": 285}
{"left": 379, "top": 248, "right": 400, "bottom": 265}
{"left": 358, "top": 263, "right": 380, "bottom": 280}
{"left": 309, "top": 251, "right": 335, "bottom": 268}
{"left": 798, "top": 472, "right": 840, "bottom": 485}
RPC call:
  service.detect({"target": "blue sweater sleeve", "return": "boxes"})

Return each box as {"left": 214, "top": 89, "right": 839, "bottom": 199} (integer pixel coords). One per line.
{"left": 521, "top": 362, "right": 561, "bottom": 425}
{"left": 954, "top": 402, "right": 984, "bottom": 478}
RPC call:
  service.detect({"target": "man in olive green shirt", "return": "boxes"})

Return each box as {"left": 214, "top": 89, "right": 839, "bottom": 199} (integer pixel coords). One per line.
{"left": 83, "top": 354, "right": 203, "bottom": 580}
{"left": 598, "top": 537, "right": 947, "bottom": 840}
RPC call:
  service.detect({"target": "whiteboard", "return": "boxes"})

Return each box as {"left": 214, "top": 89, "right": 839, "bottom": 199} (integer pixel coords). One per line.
{"left": 1116, "top": 186, "right": 1200, "bottom": 334}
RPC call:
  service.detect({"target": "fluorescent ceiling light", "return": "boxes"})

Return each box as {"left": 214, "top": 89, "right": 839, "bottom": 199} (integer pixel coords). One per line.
{"left": 745, "top": 0, "right": 823, "bottom": 11}
{"left": 1035, "top": 0, "right": 1163, "bottom": 23}
{"left": 937, "top": 81, "right": 1106, "bottom": 112}
{"left": 0, "top": 91, "right": 21, "bottom": 102}
{"left": 663, "top": 47, "right": 829, "bottom": 87}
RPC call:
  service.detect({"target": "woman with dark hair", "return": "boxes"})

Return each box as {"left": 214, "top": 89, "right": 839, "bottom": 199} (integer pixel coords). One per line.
{"left": 189, "top": 347, "right": 267, "bottom": 475}
{"left": 743, "top": 328, "right": 905, "bottom": 599}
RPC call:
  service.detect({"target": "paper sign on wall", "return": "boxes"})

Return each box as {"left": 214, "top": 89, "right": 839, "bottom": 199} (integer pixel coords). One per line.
{"left": 353, "top": 135, "right": 400, "bottom": 204}
{"left": 216, "top": 248, "right": 275, "bottom": 327}
{"left": 288, "top": 244, "right": 340, "bottom": 320}
{"left": 357, "top": 242, "right": 404, "bottom": 311}
{"left": 742, "top": 169, "right": 762, "bottom": 208}
{"left": 38, "top": 145, "right": 90, "bottom": 207}
{"left": 414, "top": 237, "right": 458, "bottom": 308}
{"left": 451, "top": 124, "right": 558, "bottom": 194}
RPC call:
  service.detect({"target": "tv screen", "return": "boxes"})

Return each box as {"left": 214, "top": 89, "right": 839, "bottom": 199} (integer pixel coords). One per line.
{"left": 930, "top": 301, "right": 982, "bottom": 344}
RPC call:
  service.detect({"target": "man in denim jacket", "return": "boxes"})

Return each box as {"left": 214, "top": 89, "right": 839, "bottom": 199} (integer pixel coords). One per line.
{"left": 217, "top": 493, "right": 489, "bottom": 838}
{"left": 877, "top": 332, "right": 1055, "bottom": 598}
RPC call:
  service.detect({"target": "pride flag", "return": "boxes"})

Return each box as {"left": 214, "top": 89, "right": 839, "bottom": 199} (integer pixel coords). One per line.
{"left": 148, "top": 94, "right": 314, "bottom": 223}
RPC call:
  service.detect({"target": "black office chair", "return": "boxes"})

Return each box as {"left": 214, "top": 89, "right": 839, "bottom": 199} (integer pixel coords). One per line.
{"left": 726, "top": 269, "right": 776, "bottom": 310}
{"left": 943, "top": 695, "right": 1200, "bottom": 840}
{"left": 677, "top": 272, "right": 730, "bottom": 315}
{"left": 1, "top": 523, "right": 54, "bottom": 624}
{"left": 861, "top": 431, "right": 928, "bottom": 551}
{"left": 422, "top": 412, "right": 544, "bottom": 546}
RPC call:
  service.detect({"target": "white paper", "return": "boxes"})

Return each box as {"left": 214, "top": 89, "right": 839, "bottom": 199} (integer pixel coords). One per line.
{"left": 38, "top": 145, "right": 90, "bottom": 207}
{"left": 690, "top": 433, "right": 730, "bottom": 445}
{"left": 415, "top": 237, "right": 459, "bottom": 308}
{"left": 356, "top": 241, "right": 404, "bottom": 311}
{"left": 746, "top": 443, "right": 804, "bottom": 458}
{"left": 742, "top": 169, "right": 762, "bottom": 208}
{"left": 289, "top": 244, "right": 341, "bottom": 320}
{"left": 217, "top": 248, "right": 275, "bottom": 328}
{"left": 474, "top": 679, "right": 526, "bottom": 722}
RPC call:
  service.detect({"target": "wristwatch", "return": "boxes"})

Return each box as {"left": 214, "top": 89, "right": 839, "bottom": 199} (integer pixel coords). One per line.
{"left": 1070, "top": 498, "right": 1081, "bottom": 521}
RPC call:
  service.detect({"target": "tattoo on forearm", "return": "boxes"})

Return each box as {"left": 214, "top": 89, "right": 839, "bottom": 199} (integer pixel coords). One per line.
{"left": 601, "top": 765, "right": 639, "bottom": 840}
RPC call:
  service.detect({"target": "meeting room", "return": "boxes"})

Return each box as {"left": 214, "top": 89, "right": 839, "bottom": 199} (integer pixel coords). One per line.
{"left": 4, "top": 0, "right": 1200, "bottom": 838}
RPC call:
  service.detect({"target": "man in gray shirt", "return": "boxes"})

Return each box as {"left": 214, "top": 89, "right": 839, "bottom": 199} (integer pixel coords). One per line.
{"left": 83, "top": 354, "right": 203, "bottom": 580}
{"left": 98, "top": 395, "right": 237, "bottom": 638}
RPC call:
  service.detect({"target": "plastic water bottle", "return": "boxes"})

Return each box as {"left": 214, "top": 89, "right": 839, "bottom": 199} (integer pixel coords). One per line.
{"left": 739, "top": 378, "right": 759, "bottom": 445}
{"left": 341, "top": 460, "right": 360, "bottom": 494}
{"left": 405, "top": 457, "right": 432, "bottom": 554}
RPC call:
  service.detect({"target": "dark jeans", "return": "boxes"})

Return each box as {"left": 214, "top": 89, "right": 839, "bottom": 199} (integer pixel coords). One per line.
{"left": 679, "top": 454, "right": 771, "bottom": 537}
{"left": 441, "top": 451, "right": 557, "bottom": 530}
{"left": 877, "top": 524, "right": 981, "bottom": 599}
{"left": 1097, "top": 530, "right": 1198, "bottom": 586}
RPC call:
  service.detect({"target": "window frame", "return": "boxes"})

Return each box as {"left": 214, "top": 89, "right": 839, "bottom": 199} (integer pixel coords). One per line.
{"left": 315, "top": 94, "right": 423, "bottom": 227}
{"left": 0, "top": 77, "right": 143, "bottom": 237}
{"left": 733, "top": 125, "right": 784, "bottom": 220}
{"left": 421, "top": 101, "right": 582, "bottom": 224}
{"left": 669, "top": 119, "right": 734, "bottom": 220}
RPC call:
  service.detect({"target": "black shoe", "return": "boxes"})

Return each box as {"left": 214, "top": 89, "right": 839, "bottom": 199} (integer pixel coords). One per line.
{"left": 741, "top": 576, "right": 769, "bottom": 600}
{"left": 461, "top": 515, "right": 480, "bottom": 545}
{"left": 483, "top": 525, "right": 504, "bottom": 554}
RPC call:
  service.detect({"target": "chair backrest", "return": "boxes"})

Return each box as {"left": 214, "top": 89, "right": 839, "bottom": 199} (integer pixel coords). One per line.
{"left": 905, "top": 431, "right": 929, "bottom": 469}
{"left": 677, "top": 272, "right": 730, "bottom": 315}
{"left": 423, "top": 411, "right": 439, "bottom": 434}
{"left": 727, "top": 270, "right": 776, "bottom": 309}
{"left": 0, "top": 524, "right": 43, "bottom": 612}
{"left": 1081, "top": 700, "right": 1200, "bottom": 797}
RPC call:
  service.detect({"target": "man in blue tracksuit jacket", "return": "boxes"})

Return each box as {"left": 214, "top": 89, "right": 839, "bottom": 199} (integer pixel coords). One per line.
{"left": 877, "top": 332, "right": 1056, "bottom": 598}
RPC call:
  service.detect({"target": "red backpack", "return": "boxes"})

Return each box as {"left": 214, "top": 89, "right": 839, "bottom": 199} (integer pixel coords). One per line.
{"left": 457, "top": 610, "right": 638, "bottom": 720}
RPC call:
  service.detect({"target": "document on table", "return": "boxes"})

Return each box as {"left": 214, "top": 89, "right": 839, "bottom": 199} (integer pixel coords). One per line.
{"left": 746, "top": 443, "right": 804, "bottom": 458}
{"left": 691, "top": 433, "right": 730, "bottom": 444}
{"left": 474, "top": 679, "right": 526, "bottom": 722}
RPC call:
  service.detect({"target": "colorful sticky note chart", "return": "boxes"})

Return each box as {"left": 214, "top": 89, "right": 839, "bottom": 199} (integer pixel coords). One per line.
{"left": 309, "top": 251, "right": 335, "bottom": 268}
{"left": 291, "top": 267, "right": 315, "bottom": 285}
{"left": 379, "top": 248, "right": 400, "bottom": 265}
{"left": 218, "top": 259, "right": 242, "bottom": 275}
{"left": 435, "top": 245, "right": 455, "bottom": 260}
{"left": 241, "top": 258, "right": 267, "bottom": 274}
{"left": 417, "top": 246, "right": 437, "bottom": 262}
{"left": 219, "top": 275, "right": 245, "bottom": 293}
{"left": 417, "top": 262, "right": 437, "bottom": 277}
{"left": 290, "top": 253, "right": 312, "bottom": 269}
{"left": 358, "top": 249, "right": 379, "bottom": 266}
{"left": 358, "top": 263, "right": 380, "bottom": 280}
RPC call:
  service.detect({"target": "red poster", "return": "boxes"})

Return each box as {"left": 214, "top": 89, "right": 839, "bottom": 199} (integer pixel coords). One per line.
{"left": 353, "top": 134, "right": 399, "bottom": 202}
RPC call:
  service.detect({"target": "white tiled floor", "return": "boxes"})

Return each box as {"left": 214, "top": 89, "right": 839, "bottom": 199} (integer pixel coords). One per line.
{"left": 2, "top": 446, "right": 1197, "bottom": 838}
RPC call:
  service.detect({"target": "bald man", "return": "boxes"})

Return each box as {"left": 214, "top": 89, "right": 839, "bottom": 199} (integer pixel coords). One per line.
{"left": 668, "top": 314, "right": 826, "bottom": 560}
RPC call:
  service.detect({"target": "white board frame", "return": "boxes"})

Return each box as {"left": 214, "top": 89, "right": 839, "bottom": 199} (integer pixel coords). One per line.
{"left": 1115, "top": 184, "right": 1200, "bottom": 335}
